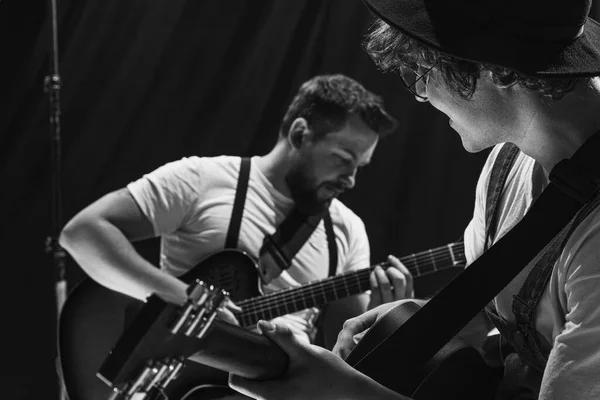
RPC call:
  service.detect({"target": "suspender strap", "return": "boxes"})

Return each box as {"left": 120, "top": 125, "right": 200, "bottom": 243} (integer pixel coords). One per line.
{"left": 225, "top": 157, "right": 251, "bottom": 249}
{"left": 485, "top": 143, "right": 520, "bottom": 250}
{"left": 224, "top": 157, "right": 339, "bottom": 281}
{"left": 324, "top": 211, "right": 338, "bottom": 277}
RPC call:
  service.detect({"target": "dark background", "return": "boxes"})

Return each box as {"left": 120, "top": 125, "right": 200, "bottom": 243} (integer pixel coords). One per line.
{"left": 1, "top": 1, "right": 598, "bottom": 399}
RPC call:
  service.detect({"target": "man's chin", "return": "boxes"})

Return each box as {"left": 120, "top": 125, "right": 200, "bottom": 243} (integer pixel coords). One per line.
{"left": 460, "top": 136, "right": 488, "bottom": 154}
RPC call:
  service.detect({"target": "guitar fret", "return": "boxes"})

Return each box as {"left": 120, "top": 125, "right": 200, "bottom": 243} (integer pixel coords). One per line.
{"left": 246, "top": 310, "right": 258, "bottom": 328}
{"left": 330, "top": 281, "right": 339, "bottom": 301}
{"left": 309, "top": 290, "right": 317, "bottom": 310}
{"left": 409, "top": 253, "right": 418, "bottom": 275}
{"left": 353, "top": 272, "right": 361, "bottom": 295}
{"left": 448, "top": 243, "right": 456, "bottom": 265}
{"left": 240, "top": 313, "right": 248, "bottom": 328}
{"left": 412, "top": 254, "right": 420, "bottom": 275}
{"left": 342, "top": 275, "right": 350, "bottom": 297}
{"left": 277, "top": 303, "right": 286, "bottom": 317}
{"left": 319, "top": 283, "right": 328, "bottom": 303}
{"left": 282, "top": 300, "right": 290, "bottom": 315}
{"left": 269, "top": 308, "right": 278, "bottom": 321}
{"left": 294, "top": 298, "right": 303, "bottom": 312}
{"left": 429, "top": 249, "right": 437, "bottom": 271}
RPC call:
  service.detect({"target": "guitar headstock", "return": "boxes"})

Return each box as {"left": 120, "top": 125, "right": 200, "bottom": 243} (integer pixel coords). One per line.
{"left": 99, "top": 280, "right": 229, "bottom": 400}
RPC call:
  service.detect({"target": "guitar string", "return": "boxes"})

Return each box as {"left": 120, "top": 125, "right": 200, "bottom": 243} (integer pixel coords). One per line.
{"left": 234, "top": 244, "right": 464, "bottom": 325}
{"left": 238, "top": 243, "right": 464, "bottom": 313}
{"left": 237, "top": 244, "right": 464, "bottom": 326}
{"left": 239, "top": 248, "right": 458, "bottom": 310}
{"left": 239, "top": 242, "right": 464, "bottom": 307}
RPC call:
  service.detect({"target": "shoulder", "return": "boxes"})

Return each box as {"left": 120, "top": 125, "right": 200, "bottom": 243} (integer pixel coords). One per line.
{"left": 561, "top": 201, "right": 600, "bottom": 275}
{"left": 173, "top": 155, "right": 240, "bottom": 173}
{"left": 128, "top": 155, "right": 243, "bottom": 198}
{"left": 158, "top": 155, "right": 241, "bottom": 183}
{"left": 328, "top": 198, "right": 367, "bottom": 236}
{"left": 476, "top": 143, "right": 537, "bottom": 196}
{"left": 329, "top": 198, "right": 362, "bottom": 222}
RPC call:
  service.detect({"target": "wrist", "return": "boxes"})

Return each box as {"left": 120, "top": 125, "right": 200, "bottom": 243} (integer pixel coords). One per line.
{"left": 145, "top": 271, "right": 189, "bottom": 305}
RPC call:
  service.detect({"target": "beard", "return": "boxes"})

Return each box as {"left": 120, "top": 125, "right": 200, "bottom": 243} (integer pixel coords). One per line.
{"left": 285, "top": 162, "right": 335, "bottom": 215}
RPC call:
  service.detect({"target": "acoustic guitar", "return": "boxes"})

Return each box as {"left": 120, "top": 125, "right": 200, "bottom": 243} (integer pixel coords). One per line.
{"left": 58, "top": 242, "right": 466, "bottom": 400}
{"left": 66, "top": 284, "right": 501, "bottom": 400}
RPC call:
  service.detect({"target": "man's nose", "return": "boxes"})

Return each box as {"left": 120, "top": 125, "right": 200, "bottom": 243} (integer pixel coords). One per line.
{"left": 341, "top": 170, "right": 356, "bottom": 189}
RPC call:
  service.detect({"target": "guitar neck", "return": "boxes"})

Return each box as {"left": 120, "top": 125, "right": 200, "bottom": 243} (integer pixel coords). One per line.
{"left": 237, "top": 242, "right": 465, "bottom": 328}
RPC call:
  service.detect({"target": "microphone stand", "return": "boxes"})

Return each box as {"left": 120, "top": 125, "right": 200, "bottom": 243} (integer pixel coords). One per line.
{"left": 43, "top": 0, "right": 67, "bottom": 398}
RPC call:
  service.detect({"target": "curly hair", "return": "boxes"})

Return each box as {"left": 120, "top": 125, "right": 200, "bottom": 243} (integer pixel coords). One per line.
{"left": 364, "top": 19, "right": 582, "bottom": 100}
{"left": 280, "top": 74, "right": 397, "bottom": 140}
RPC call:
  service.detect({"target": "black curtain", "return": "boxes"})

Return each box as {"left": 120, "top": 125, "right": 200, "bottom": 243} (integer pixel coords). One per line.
{"left": 4, "top": 1, "right": 596, "bottom": 399}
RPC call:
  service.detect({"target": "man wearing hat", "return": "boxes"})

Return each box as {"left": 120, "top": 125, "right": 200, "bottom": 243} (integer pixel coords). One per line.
{"left": 229, "top": 0, "right": 600, "bottom": 399}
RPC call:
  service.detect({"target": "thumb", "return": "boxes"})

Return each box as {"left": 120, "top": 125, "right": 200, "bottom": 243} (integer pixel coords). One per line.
{"left": 256, "top": 320, "right": 304, "bottom": 358}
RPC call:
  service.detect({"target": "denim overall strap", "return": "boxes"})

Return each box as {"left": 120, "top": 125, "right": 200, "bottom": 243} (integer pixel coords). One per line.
{"left": 478, "top": 144, "right": 539, "bottom": 399}
{"left": 510, "top": 191, "right": 600, "bottom": 368}
{"left": 484, "top": 143, "right": 520, "bottom": 251}
{"left": 481, "top": 142, "right": 519, "bottom": 339}
{"left": 480, "top": 143, "right": 600, "bottom": 399}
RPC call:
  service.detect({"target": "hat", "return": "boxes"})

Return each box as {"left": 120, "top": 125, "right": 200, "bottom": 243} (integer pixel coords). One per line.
{"left": 362, "top": 0, "right": 600, "bottom": 77}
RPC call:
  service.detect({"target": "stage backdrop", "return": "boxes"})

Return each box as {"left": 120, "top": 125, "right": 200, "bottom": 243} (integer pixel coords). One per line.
{"left": 2, "top": 1, "right": 597, "bottom": 399}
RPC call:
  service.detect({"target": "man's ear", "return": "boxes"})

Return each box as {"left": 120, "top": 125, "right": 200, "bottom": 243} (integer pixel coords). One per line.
{"left": 287, "top": 118, "right": 309, "bottom": 149}
{"left": 487, "top": 70, "right": 516, "bottom": 89}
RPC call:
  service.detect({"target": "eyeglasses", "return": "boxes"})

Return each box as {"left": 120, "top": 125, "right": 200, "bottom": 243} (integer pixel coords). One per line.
{"left": 399, "top": 63, "right": 436, "bottom": 100}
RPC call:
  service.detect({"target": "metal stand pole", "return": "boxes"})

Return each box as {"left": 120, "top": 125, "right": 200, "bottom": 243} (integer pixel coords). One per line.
{"left": 43, "top": 0, "right": 67, "bottom": 398}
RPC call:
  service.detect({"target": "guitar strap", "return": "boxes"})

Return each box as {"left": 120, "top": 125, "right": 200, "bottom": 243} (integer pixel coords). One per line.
{"left": 224, "top": 157, "right": 251, "bottom": 249}
{"left": 258, "top": 205, "right": 338, "bottom": 283}
{"left": 225, "top": 157, "right": 337, "bottom": 280}
{"left": 346, "top": 131, "right": 600, "bottom": 393}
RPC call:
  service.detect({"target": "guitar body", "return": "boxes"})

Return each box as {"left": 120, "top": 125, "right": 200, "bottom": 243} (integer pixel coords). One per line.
{"left": 349, "top": 301, "right": 503, "bottom": 400}
{"left": 58, "top": 249, "right": 260, "bottom": 400}
{"left": 59, "top": 279, "right": 139, "bottom": 400}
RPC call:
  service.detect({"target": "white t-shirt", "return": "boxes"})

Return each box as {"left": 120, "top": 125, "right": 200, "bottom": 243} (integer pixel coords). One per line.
{"left": 464, "top": 144, "right": 600, "bottom": 399}
{"left": 127, "top": 155, "right": 370, "bottom": 342}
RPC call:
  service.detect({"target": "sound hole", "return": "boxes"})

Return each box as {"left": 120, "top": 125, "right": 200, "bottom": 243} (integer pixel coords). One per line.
{"left": 205, "top": 262, "right": 243, "bottom": 294}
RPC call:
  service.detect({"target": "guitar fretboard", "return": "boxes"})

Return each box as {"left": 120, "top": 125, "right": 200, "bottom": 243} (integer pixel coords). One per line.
{"left": 237, "top": 242, "right": 465, "bottom": 328}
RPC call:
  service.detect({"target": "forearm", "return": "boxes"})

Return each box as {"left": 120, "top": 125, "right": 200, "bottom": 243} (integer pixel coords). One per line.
{"left": 350, "top": 370, "right": 412, "bottom": 400}
{"left": 59, "top": 217, "right": 188, "bottom": 303}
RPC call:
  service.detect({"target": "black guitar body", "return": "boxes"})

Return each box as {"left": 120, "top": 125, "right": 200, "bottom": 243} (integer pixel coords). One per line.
{"left": 348, "top": 301, "right": 503, "bottom": 400}
{"left": 187, "top": 249, "right": 262, "bottom": 303}
{"left": 59, "top": 279, "right": 139, "bottom": 400}
{"left": 412, "top": 340, "right": 502, "bottom": 400}
{"left": 58, "top": 249, "right": 260, "bottom": 400}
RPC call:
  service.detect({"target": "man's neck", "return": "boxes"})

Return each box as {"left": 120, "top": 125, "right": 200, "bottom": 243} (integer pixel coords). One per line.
{"left": 514, "top": 77, "right": 600, "bottom": 174}
{"left": 254, "top": 142, "right": 293, "bottom": 198}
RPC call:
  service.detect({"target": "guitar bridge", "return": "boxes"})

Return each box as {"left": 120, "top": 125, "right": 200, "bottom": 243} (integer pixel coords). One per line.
{"left": 107, "top": 358, "right": 185, "bottom": 400}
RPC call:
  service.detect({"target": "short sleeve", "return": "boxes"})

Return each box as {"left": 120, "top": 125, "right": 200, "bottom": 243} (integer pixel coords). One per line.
{"left": 127, "top": 157, "right": 203, "bottom": 235}
{"left": 341, "top": 215, "right": 371, "bottom": 273}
